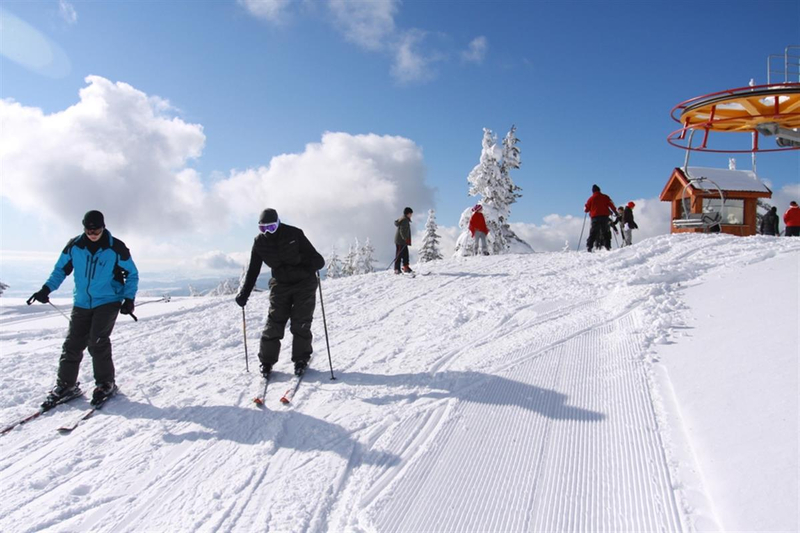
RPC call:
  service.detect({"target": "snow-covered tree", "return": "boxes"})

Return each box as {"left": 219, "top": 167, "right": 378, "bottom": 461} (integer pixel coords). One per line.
{"left": 0, "top": 281, "right": 8, "bottom": 297}
{"left": 454, "top": 126, "right": 533, "bottom": 257}
{"left": 188, "top": 284, "right": 202, "bottom": 297}
{"left": 359, "top": 238, "right": 377, "bottom": 274}
{"left": 207, "top": 277, "right": 239, "bottom": 296}
{"left": 327, "top": 248, "right": 343, "bottom": 279}
{"left": 342, "top": 244, "right": 358, "bottom": 277}
{"left": 419, "top": 209, "right": 444, "bottom": 262}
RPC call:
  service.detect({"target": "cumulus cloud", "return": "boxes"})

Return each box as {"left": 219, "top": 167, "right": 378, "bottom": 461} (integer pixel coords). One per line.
{"left": 238, "top": 0, "right": 293, "bottom": 23}
{"left": 1, "top": 76, "right": 435, "bottom": 265}
{"left": 58, "top": 0, "right": 77, "bottom": 25}
{"left": 462, "top": 36, "right": 487, "bottom": 64}
{"left": 214, "top": 131, "right": 434, "bottom": 260}
{"left": 194, "top": 251, "right": 243, "bottom": 271}
{"left": 328, "top": 0, "right": 398, "bottom": 51}
{"left": 0, "top": 76, "right": 208, "bottom": 235}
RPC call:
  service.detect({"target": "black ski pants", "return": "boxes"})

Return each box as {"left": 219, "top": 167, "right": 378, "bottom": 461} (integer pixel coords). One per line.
{"left": 587, "top": 216, "right": 612, "bottom": 251}
{"left": 58, "top": 301, "right": 121, "bottom": 387}
{"left": 259, "top": 275, "right": 317, "bottom": 368}
{"left": 787, "top": 226, "right": 800, "bottom": 237}
{"left": 394, "top": 244, "right": 410, "bottom": 271}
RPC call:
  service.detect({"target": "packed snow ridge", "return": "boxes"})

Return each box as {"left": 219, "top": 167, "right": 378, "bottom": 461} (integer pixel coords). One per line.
{"left": 0, "top": 234, "right": 797, "bottom": 532}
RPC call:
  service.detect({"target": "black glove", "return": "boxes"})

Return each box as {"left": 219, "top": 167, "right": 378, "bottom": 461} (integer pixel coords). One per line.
{"left": 27, "top": 285, "right": 51, "bottom": 305}
{"left": 120, "top": 298, "right": 135, "bottom": 315}
{"left": 235, "top": 293, "right": 248, "bottom": 308}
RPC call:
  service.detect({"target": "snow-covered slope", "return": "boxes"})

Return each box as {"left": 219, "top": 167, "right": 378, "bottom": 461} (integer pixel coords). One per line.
{"left": 1, "top": 234, "right": 797, "bottom": 532}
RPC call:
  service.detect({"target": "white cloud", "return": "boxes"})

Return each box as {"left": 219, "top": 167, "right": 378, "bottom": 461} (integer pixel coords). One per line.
{"left": 462, "top": 36, "right": 487, "bottom": 64}
{"left": 0, "top": 8, "right": 71, "bottom": 77}
{"left": 0, "top": 76, "right": 207, "bottom": 234}
{"left": 194, "top": 251, "right": 244, "bottom": 271}
{"left": 238, "top": 0, "right": 293, "bottom": 23}
{"left": 391, "top": 30, "right": 439, "bottom": 84}
{"left": 214, "top": 131, "right": 434, "bottom": 261}
{"left": 0, "top": 77, "right": 435, "bottom": 267}
{"left": 327, "top": 0, "right": 398, "bottom": 51}
{"left": 59, "top": 0, "right": 77, "bottom": 25}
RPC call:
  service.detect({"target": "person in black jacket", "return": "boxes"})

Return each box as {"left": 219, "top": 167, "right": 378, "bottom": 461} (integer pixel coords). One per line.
{"left": 622, "top": 202, "right": 639, "bottom": 246}
{"left": 235, "top": 209, "right": 325, "bottom": 377}
{"left": 760, "top": 206, "right": 780, "bottom": 236}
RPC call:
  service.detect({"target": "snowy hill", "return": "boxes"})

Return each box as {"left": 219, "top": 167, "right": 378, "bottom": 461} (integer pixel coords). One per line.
{"left": 1, "top": 234, "right": 798, "bottom": 532}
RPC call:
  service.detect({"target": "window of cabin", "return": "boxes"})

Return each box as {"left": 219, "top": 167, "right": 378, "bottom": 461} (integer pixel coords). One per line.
{"left": 703, "top": 198, "right": 744, "bottom": 225}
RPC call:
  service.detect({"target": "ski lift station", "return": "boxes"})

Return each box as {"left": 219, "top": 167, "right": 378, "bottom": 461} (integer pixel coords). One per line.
{"left": 663, "top": 46, "right": 798, "bottom": 235}
{"left": 660, "top": 167, "right": 772, "bottom": 236}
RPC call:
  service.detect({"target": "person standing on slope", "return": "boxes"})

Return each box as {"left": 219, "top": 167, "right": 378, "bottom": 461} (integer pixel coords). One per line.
{"left": 783, "top": 201, "right": 800, "bottom": 237}
{"left": 27, "top": 210, "right": 138, "bottom": 408}
{"left": 610, "top": 205, "right": 625, "bottom": 241}
{"left": 394, "top": 207, "right": 414, "bottom": 274}
{"left": 468, "top": 204, "right": 490, "bottom": 256}
{"left": 584, "top": 184, "right": 617, "bottom": 252}
{"left": 622, "top": 202, "right": 639, "bottom": 247}
{"left": 760, "top": 206, "right": 780, "bottom": 236}
{"left": 236, "top": 209, "right": 325, "bottom": 377}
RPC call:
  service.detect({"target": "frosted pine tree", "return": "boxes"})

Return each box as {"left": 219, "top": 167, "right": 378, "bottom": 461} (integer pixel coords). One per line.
{"left": 419, "top": 209, "right": 444, "bottom": 262}
{"left": 327, "top": 248, "right": 343, "bottom": 279}
{"left": 342, "top": 244, "right": 357, "bottom": 277}
{"left": 0, "top": 281, "right": 8, "bottom": 297}
{"left": 454, "top": 127, "right": 532, "bottom": 256}
{"left": 359, "top": 239, "right": 377, "bottom": 274}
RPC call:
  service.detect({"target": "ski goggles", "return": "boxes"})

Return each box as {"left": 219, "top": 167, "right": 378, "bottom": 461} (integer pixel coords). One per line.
{"left": 258, "top": 221, "right": 279, "bottom": 234}
{"left": 84, "top": 227, "right": 103, "bottom": 236}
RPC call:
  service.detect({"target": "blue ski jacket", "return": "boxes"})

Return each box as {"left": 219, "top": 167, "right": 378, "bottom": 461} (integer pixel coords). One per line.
{"left": 45, "top": 230, "right": 139, "bottom": 309}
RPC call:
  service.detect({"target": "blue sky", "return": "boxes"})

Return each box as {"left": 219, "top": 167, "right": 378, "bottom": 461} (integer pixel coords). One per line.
{"left": 1, "top": 0, "right": 798, "bottom": 292}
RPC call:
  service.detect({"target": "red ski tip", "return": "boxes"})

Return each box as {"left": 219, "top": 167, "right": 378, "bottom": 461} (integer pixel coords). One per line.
{"left": 253, "top": 397, "right": 264, "bottom": 405}
{"left": 279, "top": 397, "right": 290, "bottom": 404}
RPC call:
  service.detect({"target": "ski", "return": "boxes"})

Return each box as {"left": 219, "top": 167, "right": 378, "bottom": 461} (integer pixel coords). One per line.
{"left": 57, "top": 387, "right": 117, "bottom": 433}
{"left": 279, "top": 372, "right": 306, "bottom": 405}
{"left": 1, "top": 388, "right": 84, "bottom": 436}
{"left": 253, "top": 375, "right": 271, "bottom": 407}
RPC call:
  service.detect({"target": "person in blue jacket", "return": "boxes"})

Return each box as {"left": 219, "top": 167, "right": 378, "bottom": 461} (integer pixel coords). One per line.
{"left": 28, "top": 210, "right": 138, "bottom": 408}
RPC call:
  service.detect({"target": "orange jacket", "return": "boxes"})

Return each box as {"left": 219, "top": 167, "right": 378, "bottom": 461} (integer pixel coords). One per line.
{"left": 469, "top": 212, "right": 489, "bottom": 236}
{"left": 784, "top": 205, "right": 800, "bottom": 227}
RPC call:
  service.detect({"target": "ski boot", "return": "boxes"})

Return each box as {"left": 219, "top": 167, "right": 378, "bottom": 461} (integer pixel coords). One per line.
{"left": 260, "top": 363, "right": 272, "bottom": 380}
{"left": 41, "top": 381, "right": 82, "bottom": 410}
{"left": 402, "top": 265, "right": 414, "bottom": 274}
{"left": 294, "top": 360, "right": 308, "bottom": 377}
{"left": 90, "top": 382, "right": 118, "bottom": 406}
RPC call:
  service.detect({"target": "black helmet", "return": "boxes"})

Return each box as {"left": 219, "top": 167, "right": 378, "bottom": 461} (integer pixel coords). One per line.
{"left": 259, "top": 208, "right": 279, "bottom": 224}
{"left": 82, "top": 210, "right": 105, "bottom": 230}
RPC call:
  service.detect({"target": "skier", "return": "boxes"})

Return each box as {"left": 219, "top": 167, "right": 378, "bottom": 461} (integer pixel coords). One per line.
{"left": 783, "top": 201, "right": 800, "bottom": 237}
{"left": 235, "top": 209, "right": 325, "bottom": 377}
{"left": 27, "top": 210, "right": 138, "bottom": 408}
{"left": 760, "top": 206, "right": 780, "bottom": 236}
{"left": 610, "top": 205, "right": 625, "bottom": 240}
{"left": 468, "top": 204, "right": 490, "bottom": 256}
{"left": 622, "top": 202, "right": 639, "bottom": 246}
{"left": 394, "top": 207, "right": 414, "bottom": 274}
{"left": 584, "top": 184, "right": 617, "bottom": 252}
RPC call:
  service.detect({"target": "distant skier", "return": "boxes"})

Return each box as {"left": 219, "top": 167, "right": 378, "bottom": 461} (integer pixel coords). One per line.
{"left": 236, "top": 209, "right": 325, "bottom": 377}
{"left": 584, "top": 184, "right": 617, "bottom": 252}
{"left": 783, "top": 201, "right": 800, "bottom": 237}
{"left": 610, "top": 205, "right": 625, "bottom": 238}
{"left": 622, "top": 202, "right": 638, "bottom": 246}
{"left": 760, "top": 206, "right": 780, "bottom": 236}
{"left": 394, "top": 207, "right": 414, "bottom": 274}
{"left": 27, "top": 210, "right": 138, "bottom": 408}
{"left": 468, "top": 204, "right": 490, "bottom": 256}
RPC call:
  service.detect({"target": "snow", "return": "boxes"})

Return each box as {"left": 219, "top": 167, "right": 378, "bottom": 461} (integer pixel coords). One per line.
{"left": 685, "top": 167, "right": 771, "bottom": 193}
{"left": 1, "top": 234, "right": 798, "bottom": 532}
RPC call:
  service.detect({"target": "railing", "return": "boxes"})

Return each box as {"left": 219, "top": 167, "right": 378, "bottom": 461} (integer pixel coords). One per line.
{"left": 767, "top": 45, "right": 800, "bottom": 84}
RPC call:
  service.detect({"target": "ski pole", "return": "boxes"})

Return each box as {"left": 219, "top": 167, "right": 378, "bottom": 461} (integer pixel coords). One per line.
{"left": 386, "top": 244, "right": 408, "bottom": 270}
{"left": 49, "top": 301, "right": 72, "bottom": 323}
{"left": 242, "top": 307, "right": 250, "bottom": 373}
{"left": 576, "top": 213, "right": 588, "bottom": 252}
{"left": 612, "top": 229, "right": 620, "bottom": 248}
{"left": 317, "top": 272, "right": 336, "bottom": 380}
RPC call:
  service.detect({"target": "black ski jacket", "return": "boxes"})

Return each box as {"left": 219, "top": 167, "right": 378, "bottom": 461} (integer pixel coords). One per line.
{"left": 760, "top": 211, "right": 779, "bottom": 235}
{"left": 623, "top": 207, "right": 638, "bottom": 229}
{"left": 239, "top": 224, "right": 325, "bottom": 298}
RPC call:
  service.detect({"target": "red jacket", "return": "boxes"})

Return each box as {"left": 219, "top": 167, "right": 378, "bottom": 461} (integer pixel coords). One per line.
{"left": 469, "top": 212, "right": 489, "bottom": 236}
{"left": 585, "top": 192, "right": 616, "bottom": 218}
{"left": 784, "top": 206, "right": 800, "bottom": 227}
